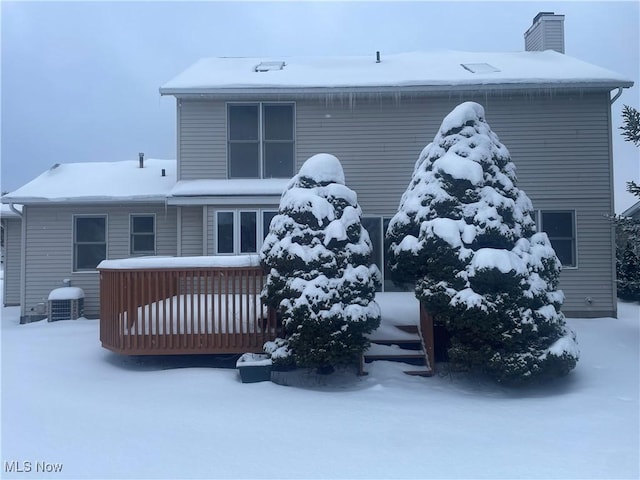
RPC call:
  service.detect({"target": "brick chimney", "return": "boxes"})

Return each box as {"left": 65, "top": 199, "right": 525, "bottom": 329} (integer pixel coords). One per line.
{"left": 524, "top": 12, "right": 565, "bottom": 54}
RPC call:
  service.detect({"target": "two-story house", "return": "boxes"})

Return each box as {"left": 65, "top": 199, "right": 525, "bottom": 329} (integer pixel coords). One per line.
{"left": 2, "top": 12, "right": 633, "bottom": 323}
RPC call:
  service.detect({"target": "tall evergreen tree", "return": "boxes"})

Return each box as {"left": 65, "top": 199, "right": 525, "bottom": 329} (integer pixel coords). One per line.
{"left": 386, "top": 102, "right": 579, "bottom": 384}
{"left": 261, "top": 153, "right": 381, "bottom": 373}
{"left": 615, "top": 104, "right": 640, "bottom": 300}
{"left": 620, "top": 105, "right": 640, "bottom": 196}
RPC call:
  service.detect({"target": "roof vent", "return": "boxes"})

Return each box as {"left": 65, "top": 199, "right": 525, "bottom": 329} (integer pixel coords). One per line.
{"left": 255, "top": 61, "right": 285, "bottom": 72}
{"left": 461, "top": 63, "right": 500, "bottom": 74}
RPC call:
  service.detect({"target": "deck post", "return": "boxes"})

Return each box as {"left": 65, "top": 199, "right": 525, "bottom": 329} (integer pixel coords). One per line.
{"left": 419, "top": 303, "right": 436, "bottom": 374}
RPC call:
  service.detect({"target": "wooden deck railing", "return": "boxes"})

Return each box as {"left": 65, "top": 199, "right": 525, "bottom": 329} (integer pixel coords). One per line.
{"left": 98, "top": 256, "right": 279, "bottom": 355}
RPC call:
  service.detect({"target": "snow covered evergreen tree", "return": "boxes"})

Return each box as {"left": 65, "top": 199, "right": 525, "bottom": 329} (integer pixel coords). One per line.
{"left": 386, "top": 102, "right": 579, "bottom": 384}
{"left": 261, "top": 153, "right": 381, "bottom": 373}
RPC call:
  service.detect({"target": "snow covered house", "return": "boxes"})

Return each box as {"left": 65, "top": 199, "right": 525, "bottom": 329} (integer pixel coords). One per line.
{"left": 2, "top": 159, "right": 178, "bottom": 321}
{"left": 1, "top": 12, "right": 633, "bottom": 328}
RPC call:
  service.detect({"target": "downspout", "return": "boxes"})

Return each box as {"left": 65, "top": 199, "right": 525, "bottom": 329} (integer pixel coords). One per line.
{"left": 9, "top": 202, "right": 23, "bottom": 218}
{"left": 607, "top": 87, "right": 621, "bottom": 317}
{"left": 610, "top": 87, "right": 624, "bottom": 105}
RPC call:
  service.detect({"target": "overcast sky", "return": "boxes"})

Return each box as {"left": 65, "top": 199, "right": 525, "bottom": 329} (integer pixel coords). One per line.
{"left": 1, "top": 1, "right": 638, "bottom": 212}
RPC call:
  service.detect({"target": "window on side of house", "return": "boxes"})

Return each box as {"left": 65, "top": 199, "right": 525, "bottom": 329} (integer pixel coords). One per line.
{"left": 74, "top": 215, "right": 107, "bottom": 271}
{"left": 216, "top": 209, "right": 279, "bottom": 255}
{"left": 216, "top": 211, "right": 235, "bottom": 254}
{"left": 228, "top": 104, "right": 260, "bottom": 178}
{"left": 130, "top": 215, "right": 155, "bottom": 255}
{"left": 539, "top": 210, "right": 576, "bottom": 267}
{"left": 263, "top": 104, "right": 294, "bottom": 178}
{"left": 240, "top": 211, "right": 258, "bottom": 253}
{"left": 227, "top": 103, "right": 294, "bottom": 179}
{"left": 262, "top": 210, "right": 278, "bottom": 239}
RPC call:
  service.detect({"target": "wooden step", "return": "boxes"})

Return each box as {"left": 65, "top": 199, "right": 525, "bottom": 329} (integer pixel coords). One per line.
{"left": 364, "top": 343, "right": 425, "bottom": 359}
{"left": 368, "top": 324, "right": 421, "bottom": 342}
{"left": 395, "top": 325, "right": 419, "bottom": 334}
{"left": 404, "top": 369, "right": 434, "bottom": 377}
{"left": 361, "top": 323, "right": 434, "bottom": 378}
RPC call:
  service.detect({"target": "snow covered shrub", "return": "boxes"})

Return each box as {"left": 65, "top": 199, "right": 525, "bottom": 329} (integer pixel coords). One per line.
{"left": 386, "top": 101, "right": 579, "bottom": 385}
{"left": 261, "top": 153, "right": 381, "bottom": 373}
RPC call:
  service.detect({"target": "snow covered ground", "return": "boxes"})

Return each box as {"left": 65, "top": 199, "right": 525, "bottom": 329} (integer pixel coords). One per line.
{"left": 1, "top": 284, "right": 638, "bottom": 479}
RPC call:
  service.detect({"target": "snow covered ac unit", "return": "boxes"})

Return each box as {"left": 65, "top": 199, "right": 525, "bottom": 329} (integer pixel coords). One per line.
{"left": 47, "top": 287, "right": 85, "bottom": 322}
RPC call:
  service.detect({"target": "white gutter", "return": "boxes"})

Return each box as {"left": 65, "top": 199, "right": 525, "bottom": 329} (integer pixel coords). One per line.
{"left": 167, "top": 195, "right": 281, "bottom": 206}
{"left": 160, "top": 80, "right": 635, "bottom": 97}
{"left": 2, "top": 196, "right": 169, "bottom": 205}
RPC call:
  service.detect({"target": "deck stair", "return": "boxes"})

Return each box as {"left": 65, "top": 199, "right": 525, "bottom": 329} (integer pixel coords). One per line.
{"left": 362, "top": 324, "right": 433, "bottom": 377}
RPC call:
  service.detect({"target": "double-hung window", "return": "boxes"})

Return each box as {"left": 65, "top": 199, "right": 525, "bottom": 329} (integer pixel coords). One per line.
{"left": 216, "top": 210, "right": 278, "bottom": 254}
{"left": 130, "top": 215, "right": 155, "bottom": 255}
{"left": 227, "top": 103, "right": 295, "bottom": 179}
{"left": 539, "top": 210, "right": 577, "bottom": 267}
{"left": 74, "top": 215, "right": 107, "bottom": 271}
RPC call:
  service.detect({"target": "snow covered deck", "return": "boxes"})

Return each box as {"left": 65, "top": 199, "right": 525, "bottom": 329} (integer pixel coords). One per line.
{"left": 98, "top": 256, "right": 279, "bottom": 355}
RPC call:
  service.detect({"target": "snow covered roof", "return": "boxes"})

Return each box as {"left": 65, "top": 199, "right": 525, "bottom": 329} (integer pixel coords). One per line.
{"left": 1, "top": 160, "right": 176, "bottom": 205}
{"left": 169, "top": 178, "right": 289, "bottom": 197}
{"left": 160, "top": 50, "right": 633, "bottom": 96}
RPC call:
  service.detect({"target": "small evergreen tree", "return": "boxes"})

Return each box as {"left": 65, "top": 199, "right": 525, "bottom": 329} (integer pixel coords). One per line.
{"left": 386, "top": 102, "right": 579, "bottom": 384}
{"left": 261, "top": 153, "right": 381, "bottom": 373}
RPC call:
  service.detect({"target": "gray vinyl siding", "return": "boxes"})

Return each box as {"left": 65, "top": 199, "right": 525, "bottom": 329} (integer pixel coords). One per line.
{"left": 177, "top": 90, "right": 615, "bottom": 317}
{"left": 525, "top": 19, "right": 564, "bottom": 53}
{"left": 296, "top": 92, "right": 612, "bottom": 215}
{"left": 179, "top": 206, "right": 204, "bottom": 255}
{"left": 22, "top": 204, "right": 177, "bottom": 319}
{"left": 535, "top": 201, "right": 615, "bottom": 316}
{"left": 2, "top": 218, "right": 21, "bottom": 306}
{"left": 542, "top": 20, "right": 565, "bottom": 53}
{"left": 178, "top": 100, "right": 227, "bottom": 180}
{"left": 525, "top": 26, "right": 543, "bottom": 52}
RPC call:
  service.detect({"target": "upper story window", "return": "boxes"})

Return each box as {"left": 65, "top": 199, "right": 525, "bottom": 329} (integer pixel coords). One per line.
{"left": 539, "top": 210, "right": 577, "bottom": 268}
{"left": 227, "top": 103, "right": 295, "bottom": 179}
{"left": 74, "top": 215, "right": 107, "bottom": 271}
{"left": 130, "top": 215, "right": 156, "bottom": 255}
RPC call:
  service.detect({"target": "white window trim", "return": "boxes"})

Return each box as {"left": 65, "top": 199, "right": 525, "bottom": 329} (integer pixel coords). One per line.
{"left": 537, "top": 209, "right": 578, "bottom": 269}
{"left": 215, "top": 209, "right": 278, "bottom": 255}
{"left": 226, "top": 101, "right": 296, "bottom": 179}
{"left": 72, "top": 214, "right": 108, "bottom": 273}
{"left": 129, "top": 214, "right": 156, "bottom": 256}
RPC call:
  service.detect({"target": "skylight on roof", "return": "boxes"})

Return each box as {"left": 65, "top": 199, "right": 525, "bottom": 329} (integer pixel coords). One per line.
{"left": 461, "top": 63, "right": 501, "bottom": 74}
{"left": 255, "top": 61, "right": 286, "bottom": 72}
